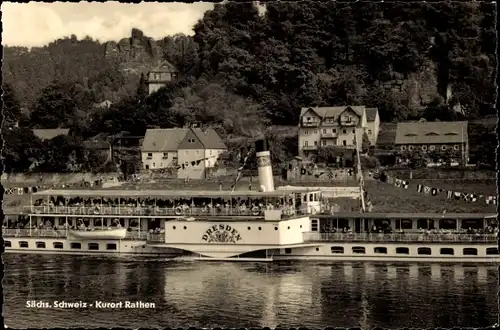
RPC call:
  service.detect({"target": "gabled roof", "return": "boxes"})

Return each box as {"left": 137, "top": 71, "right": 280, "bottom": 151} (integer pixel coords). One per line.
{"left": 150, "top": 60, "right": 177, "bottom": 73}
{"left": 33, "top": 128, "right": 70, "bottom": 140}
{"left": 141, "top": 128, "right": 227, "bottom": 152}
{"left": 300, "top": 106, "right": 366, "bottom": 120}
{"left": 366, "top": 108, "right": 378, "bottom": 122}
{"left": 141, "top": 128, "right": 187, "bottom": 152}
{"left": 395, "top": 121, "right": 468, "bottom": 145}
{"left": 191, "top": 128, "right": 227, "bottom": 149}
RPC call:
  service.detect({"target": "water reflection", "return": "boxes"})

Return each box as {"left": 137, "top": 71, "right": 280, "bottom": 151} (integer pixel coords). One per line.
{"left": 3, "top": 255, "right": 499, "bottom": 329}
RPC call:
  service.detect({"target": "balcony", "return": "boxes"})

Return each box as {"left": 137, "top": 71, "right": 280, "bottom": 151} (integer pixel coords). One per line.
{"left": 302, "top": 145, "right": 318, "bottom": 151}
{"left": 302, "top": 232, "right": 498, "bottom": 244}
{"left": 301, "top": 121, "right": 320, "bottom": 127}
{"left": 320, "top": 132, "right": 338, "bottom": 138}
{"left": 339, "top": 120, "right": 357, "bottom": 127}
{"left": 2, "top": 228, "right": 154, "bottom": 240}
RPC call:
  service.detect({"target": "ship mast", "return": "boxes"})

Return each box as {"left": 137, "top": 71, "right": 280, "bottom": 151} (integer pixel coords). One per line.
{"left": 354, "top": 129, "right": 366, "bottom": 212}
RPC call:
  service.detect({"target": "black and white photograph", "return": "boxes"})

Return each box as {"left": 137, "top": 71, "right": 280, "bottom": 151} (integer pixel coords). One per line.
{"left": 1, "top": 1, "right": 498, "bottom": 329}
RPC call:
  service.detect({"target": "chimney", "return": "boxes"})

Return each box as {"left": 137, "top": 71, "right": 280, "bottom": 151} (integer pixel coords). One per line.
{"left": 255, "top": 139, "right": 274, "bottom": 192}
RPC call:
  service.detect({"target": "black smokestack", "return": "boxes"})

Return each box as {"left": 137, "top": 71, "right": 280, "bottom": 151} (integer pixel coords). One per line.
{"left": 255, "top": 139, "right": 269, "bottom": 153}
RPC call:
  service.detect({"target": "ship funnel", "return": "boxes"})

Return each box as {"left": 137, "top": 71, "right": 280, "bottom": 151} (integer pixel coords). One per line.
{"left": 255, "top": 139, "right": 275, "bottom": 192}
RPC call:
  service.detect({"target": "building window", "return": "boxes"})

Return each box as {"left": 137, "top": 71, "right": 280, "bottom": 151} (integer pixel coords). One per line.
{"left": 352, "top": 129, "right": 355, "bottom": 134}
{"left": 71, "top": 242, "right": 81, "bottom": 249}
{"left": 486, "top": 248, "right": 499, "bottom": 255}
{"left": 343, "top": 129, "right": 347, "bottom": 134}
{"left": 145, "top": 165, "right": 149, "bottom": 170}
{"left": 19, "top": 241, "right": 29, "bottom": 248}
{"left": 304, "top": 130, "right": 309, "bottom": 135}
{"left": 396, "top": 247, "right": 409, "bottom": 254}
{"left": 106, "top": 243, "right": 117, "bottom": 250}
{"left": 453, "top": 144, "right": 460, "bottom": 150}
{"left": 401, "top": 145, "right": 406, "bottom": 151}
{"left": 422, "top": 145, "right": 427, "bottom": 151}
{"left": 36, "top": 242, "right": 46, "bottom": 248}
{"left": 210, "top": 150, "right": 213, "bottom": 156}
{"left": 5, "top": 241, "right": 11, "bottom": 247}
{"left": 368, "top": 129, "right": 372, "bottom": 135}
{"left": 374, "top": 247, "right": 387, "bottom": 254}
{"left": 314, "top": 141, "right": 318, "bottom": 146}
{"left": 441, "top": 145, "right": 447, "bottom": 150}
{"left": 322, "top": 140, "right": 327, "bottom": 146}
{"left": 463, "top": 248, "right": 477, "bottom": 256}
{"left": 342, "top": 140, "right": 346, "bottom": 146}
{"left": 313, "top": 130, "right": 318, "bottom": 134}
{"left": 304, "top": 141, "right": 309, "bottom": 147}
{"left": 147, "top": 153, "right": 152, "bottom": 159}
{"left": 152, "top": 162, "right": 156, "bottom": 168}
{"left": 440, "top": 248, "right": 454, "bottom": 255}
{"left": 88, "top": 243, "right": 99, "bottom": 250}
{"left": 53, "top": 242, "right": 64, "bottom": 249}
{"left": 346, "top": 116, "right": 352, "bottom": 123}
{"left": 417, "top": 247, "right": 432, "bottom": 255}
{"left": 185, "top": 151, "right": 188, "bottom": 155}
{"left": 285, "top": 248, "right": 292, "bottom": 254}
{"left": 323, "top": 129, "right": 327, "bottom": 134}
{"left": 429, "top": 145, "right": 435, "bottom": 151}
{"left": 352, "top": 247, "right": 366, "bottom": 254}
{"left": 332, "top": 128, "right": 337, "bottom": 133}
{"left": 163, "top": 152, "right": 168, "bottom": 159}
{"left": 331, "top": 246, "right": 344, "bottom": 254}
{"left": 307, "top": 117, "right": 311, "bottom": 121}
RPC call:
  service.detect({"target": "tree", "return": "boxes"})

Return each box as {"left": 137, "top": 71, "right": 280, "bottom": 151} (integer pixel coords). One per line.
{"left": 2, "top": 83, "right": 22, "bottom": 129}
{"left": 361, "top": 131, "right": 371, "bottom": 154}
{"left": 1, "top": 128, "right": 44, "bottom": 173}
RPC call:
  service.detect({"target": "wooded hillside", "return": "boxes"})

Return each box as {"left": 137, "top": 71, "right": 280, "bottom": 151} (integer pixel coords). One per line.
{"left": 2, "top": 2, "right": 497, "bottom": 173}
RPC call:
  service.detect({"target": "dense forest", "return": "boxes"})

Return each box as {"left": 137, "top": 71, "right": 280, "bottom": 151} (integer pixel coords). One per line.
{"left": 2, "top": 1, "right": 497, "bottom": 173}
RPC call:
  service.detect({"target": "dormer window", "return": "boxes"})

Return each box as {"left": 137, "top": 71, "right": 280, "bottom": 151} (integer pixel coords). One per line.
{"left": 346, "top": 116, "right": 352, "bottom": 123}
{"left": 188, "top": 138, "right": 196, "bottom": 143}
{"left": 425, "top": 132, "right": 439, "bottom": 136}
{"left": 444, "top": 132, "right": 458, "bottom": 136}
{"left": 163, "top": 152, "right": 168, "bottom": 159}
{"left": 147, "top": 153, "right": 152, "bottom": 159}
{"left": 307, "top": 117, "right": 311, "bottom": 122}
{"left": 404, "top": 133, "right": 417, "bottom": 137}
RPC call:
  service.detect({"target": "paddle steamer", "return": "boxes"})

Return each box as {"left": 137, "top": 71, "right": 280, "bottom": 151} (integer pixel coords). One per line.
{"left": 3, "top": 140, "right": 498, "bottom": 262}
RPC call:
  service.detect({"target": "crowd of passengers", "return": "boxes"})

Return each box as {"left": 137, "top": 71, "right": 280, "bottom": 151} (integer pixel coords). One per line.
{"left": 320, "top": 223, "right": 499, "bottom": 235}
{"left": 3, "top": 216, "right": 166, "bottom": 234}
{"left": 33, "top": 197, "right": 298, "bottom": 214}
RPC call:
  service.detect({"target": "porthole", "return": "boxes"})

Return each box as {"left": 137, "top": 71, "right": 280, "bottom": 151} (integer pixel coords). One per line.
{"left": 258, "top": 227, "right": 262, "bottom": 230}
{"left": 274, "top": 227, "right": 278, "bottom": 231}
{"left": 183, "top": 226, "right": 187, "bottom": 230}
{"left": 300, "top": 225, "right": 302, "bottom": 228}
{"left": 288, "top": 226, "right": 290, "bottom": 230}
{"left": 247, "top": 226, "right": 251, "bottom": 230}
{"left": 315, "top": 247, "right": 319, "bottom": 251}
{"left": 173, "top": 226, "right": 176, "bottom": 229}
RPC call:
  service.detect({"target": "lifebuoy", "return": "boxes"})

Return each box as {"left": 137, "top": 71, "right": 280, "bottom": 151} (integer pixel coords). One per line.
{"left": 252, "top": 206, "right": 260, "bottom": 216}
{"left": 175, "top": 207, "right": 183, "bottom": 216}
{"left": 93, "top": 207, "right": 100, "bottom": 215}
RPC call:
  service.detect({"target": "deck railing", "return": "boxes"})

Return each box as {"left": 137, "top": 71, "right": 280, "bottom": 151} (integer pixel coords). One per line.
{"left": 25, "top": 205, "right": 301, "bottom": 217}
{"left": 3, "top": 228, "right": 155, "bottom": 241}
{"left": 303, "top": 232, "right": 499, "bottom": 243}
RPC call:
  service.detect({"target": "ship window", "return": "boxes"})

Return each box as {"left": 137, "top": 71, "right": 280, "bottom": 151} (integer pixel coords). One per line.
{"left": 309, "top": 194, "right": 313, "bottom": 202}
{"left": 5, "top": 241, "right": 11, "bottom": 247}
{"left": 173, "top": 226, "right": 176, "bottom": 229}
{"left": 258, "top": 227, "right": 262, "bottom": 230}
{"left": 396, "top": 219, "right": 413, "bottom": 230}
{"left": 461, "top": 219, "right": 482, "bottom": 230}
{"left": 288, "top": 226, "right": 290, "bottom": 230}
{"left": 439, "top": 219, "right": 457, "bottom": 230}
{"left": 285, "top": 248, "right": 292, "bottom": 254}
{"left": 418, "top": 247, "right": 432, "bottom": 255}
{"left": 316, "top": 247, "right": 320, "bottom": 251}
{"left": 331, "top": 246, "right": 344, "bottom": 254}
{"left": 183, "top": 226, "right": 187, "bottom": 230}
{"left": 19, "top": 241, "right": 29, "bottom": 248}
{"left": 106, "top": 243, "right": 117, "bottom": 250}
{"left": 486, "top": 248, "right": 499, "bottom": 255}
{"left": 53, "top": 242, "right": 64, "bottom": 249}
{"left": 303, "top": 194, "right": 307, "bottom": 202}
{"left": 71, "top": 242, "right": 81, "bottom": 249}
{"left": 463, "top": 248, "right": 477, "bottom": 256}
{"left": 88, "top": 243, "right": 99, "bottom": 250}
{"left": 396, "top": 247, "right": 409, "bottom": 254}
{"left": 440, "top": 248, "right": 454, "bottom": 255}
{"left": 274, "top": 227, "right": 278, "bottom": 231}
{"left": 352, "top": 247, "right": 365, "bottom": 254}
{"left": 374, "top": 247, "right": 387, "bottom": 254}
{"left": 247, "top": 226, "right": 251, "bottom": 230}
{"left": 311, "top": 219, "right": 319, "bottom": 232}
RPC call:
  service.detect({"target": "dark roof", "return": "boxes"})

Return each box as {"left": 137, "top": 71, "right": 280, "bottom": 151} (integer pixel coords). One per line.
{"left": 395, "top": 121, "right": 468, "bottom": 145}
{"left": 366, "top": 108, "right": 378, "bottom": 122}
{"left": 141, "top": 128, "right": 227, "bottom": 152}
{"left": 300, "top": 106, "right": 366, "bottom": 120}
{"left": 150, "top": 60, "right": 177, "bottom": 73}
{"left": 317, "top": 212, "right": 495, "bottom": 219}
{"left": 33, "top": 129, "right": 70, "bottom": 140}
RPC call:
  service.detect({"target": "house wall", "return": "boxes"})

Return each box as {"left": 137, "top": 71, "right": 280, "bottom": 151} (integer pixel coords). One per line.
{"left": 141, "top": 151, "right": 177, "bottom": 170}
{"left": 177, "top": 149, "right": 206, "bottom": 179}
{"left": 204, "top": 149, "right": 226, "bottom": 168}
{"left": 395, "top": 142, "right": 468, "bottom": 164}
{"left": 366, "top": 113, "right": 380, "bottom": 146}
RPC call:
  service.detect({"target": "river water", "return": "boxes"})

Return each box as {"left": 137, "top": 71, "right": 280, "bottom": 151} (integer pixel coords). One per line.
{"left": 3, "top": 254, "right": 499, "bottom": 328}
